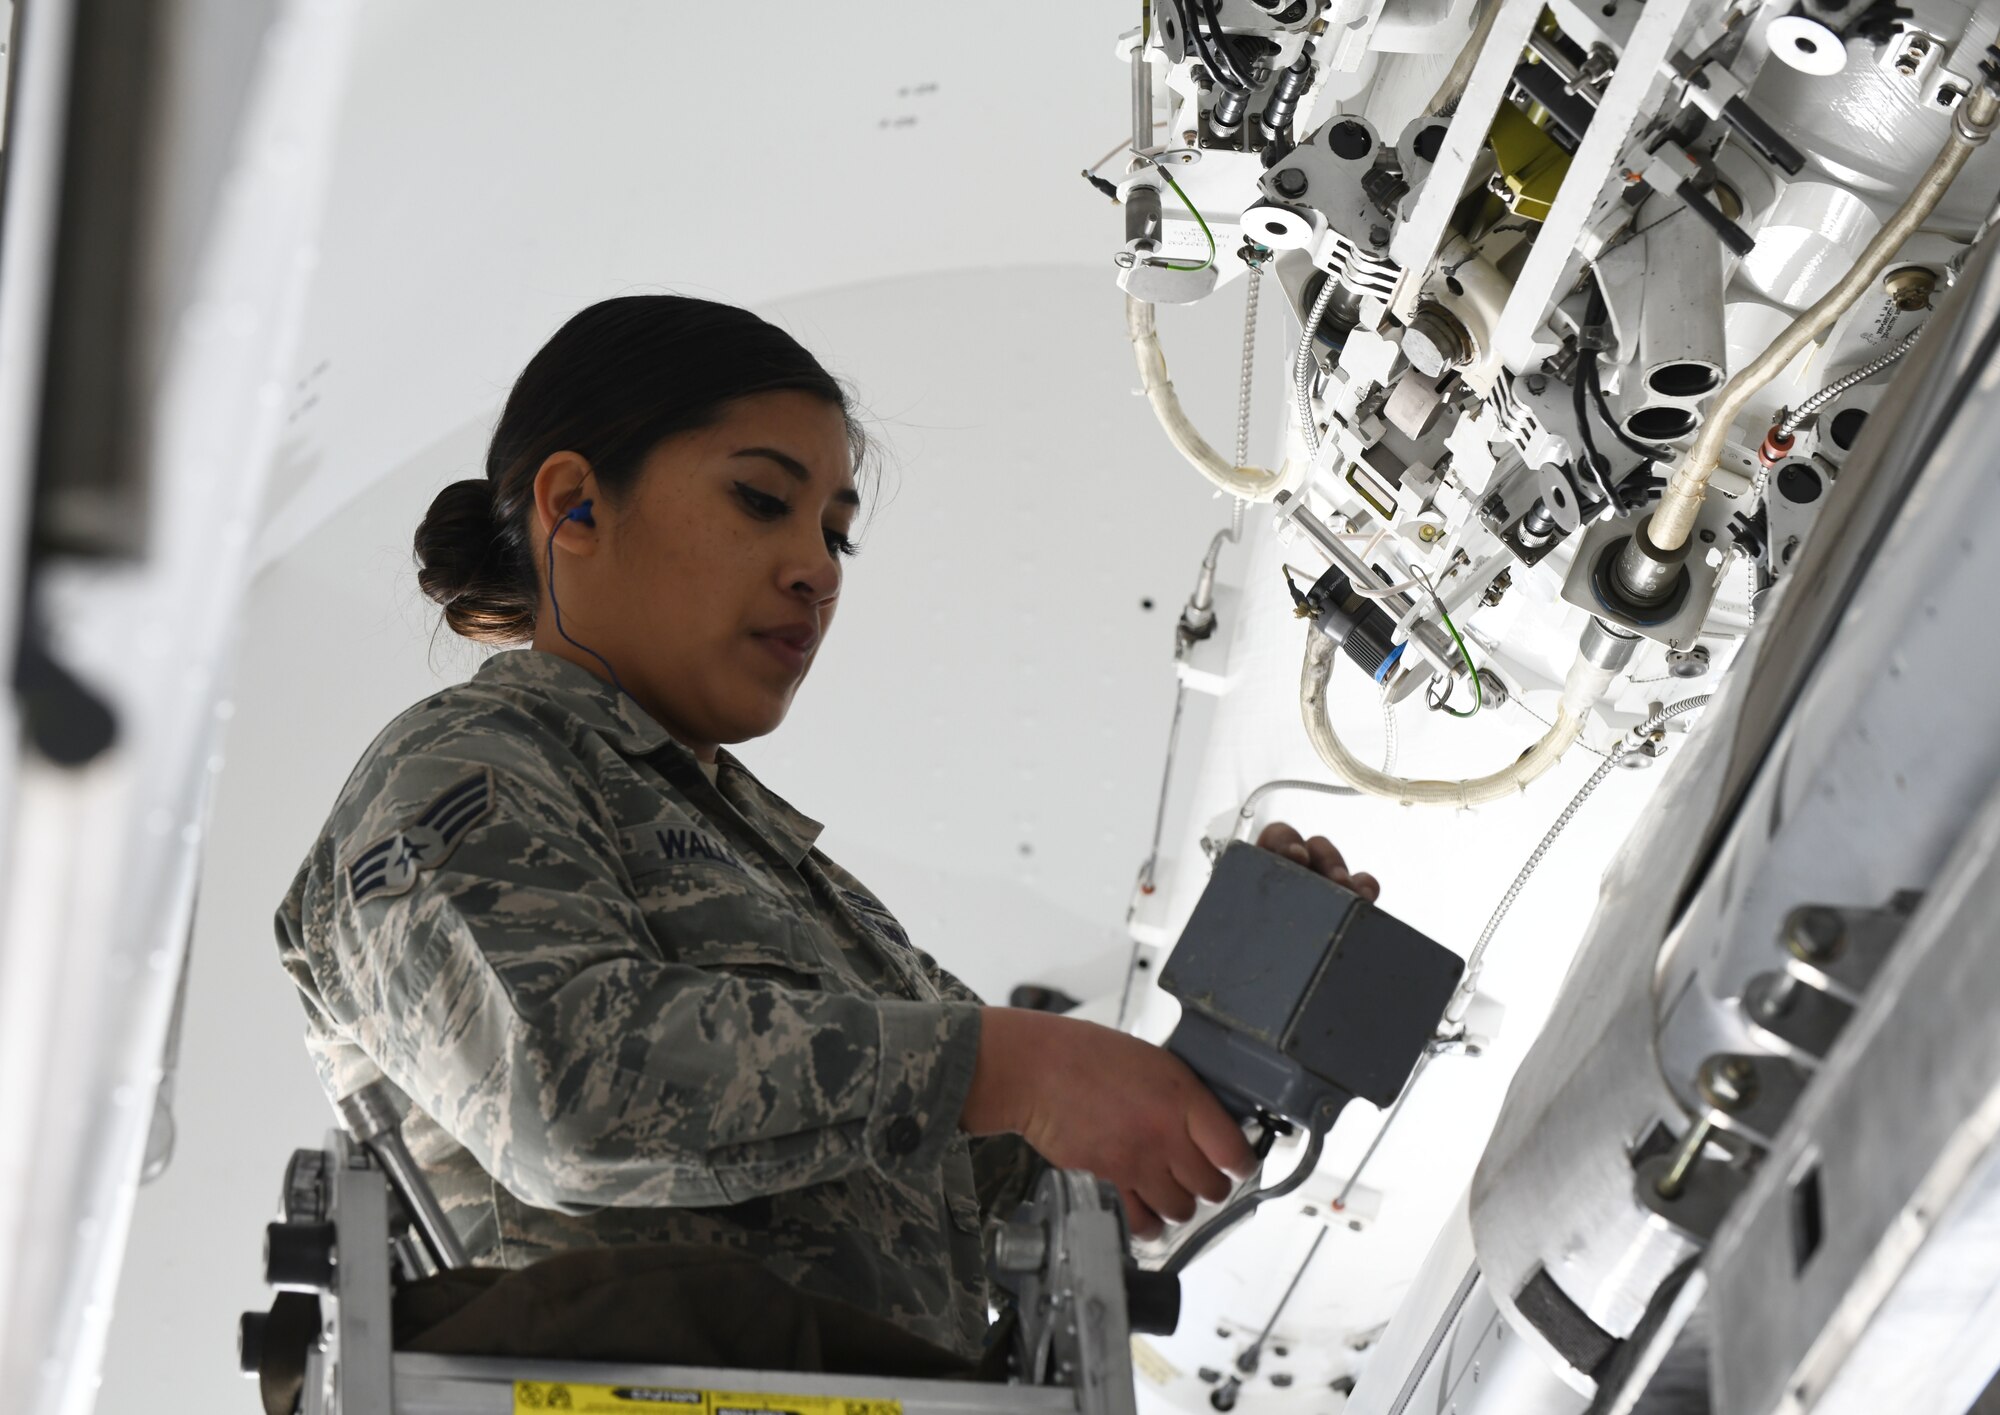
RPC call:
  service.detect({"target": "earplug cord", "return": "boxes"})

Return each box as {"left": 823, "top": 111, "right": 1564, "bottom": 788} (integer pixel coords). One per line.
{"left": 545, "top": 507, "right": 631, "bottom": 700}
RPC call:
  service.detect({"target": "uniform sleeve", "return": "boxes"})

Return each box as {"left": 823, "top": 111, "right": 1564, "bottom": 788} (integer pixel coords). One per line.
{"left": 286, "top": 710, "right": 982, "bottom": 1213}
{"left": 896, "top": 946, "right": 1050, "bottom": 1216}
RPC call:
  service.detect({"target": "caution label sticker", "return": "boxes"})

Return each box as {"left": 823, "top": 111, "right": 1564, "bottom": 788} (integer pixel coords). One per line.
{"left": 512, "top": 1383, "right": 901, "bottom": 1415}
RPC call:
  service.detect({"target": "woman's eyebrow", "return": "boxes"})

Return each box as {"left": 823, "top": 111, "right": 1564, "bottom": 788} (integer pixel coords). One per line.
{"left": 731, "top": 447, "right": 861, "bottom": 507}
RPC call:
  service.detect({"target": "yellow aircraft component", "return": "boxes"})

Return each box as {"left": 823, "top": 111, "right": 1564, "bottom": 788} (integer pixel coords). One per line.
{"left": 1488, "top": 102, "right": 1570, "bottom": 222}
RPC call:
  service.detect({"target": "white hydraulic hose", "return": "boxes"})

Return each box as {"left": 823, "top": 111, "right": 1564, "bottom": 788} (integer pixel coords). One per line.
{"left": 1652, "top": 86, "right": 2000, "bottom": 551}
{"left": 1298, "top": 624, "right": 1636, "bottom": 808}
{"left": 1127, "top": 295, "right": 1290, "bottom": 501}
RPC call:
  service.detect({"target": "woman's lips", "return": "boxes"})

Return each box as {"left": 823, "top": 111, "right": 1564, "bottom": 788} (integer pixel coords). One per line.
{"left": 752, "top": 633, "right": 809, "bottom": 673}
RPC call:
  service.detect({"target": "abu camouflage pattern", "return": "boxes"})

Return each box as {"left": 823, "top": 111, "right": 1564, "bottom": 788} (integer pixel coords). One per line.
{"left": 275, "top": 649, "right": 1042, "bottom": 1359}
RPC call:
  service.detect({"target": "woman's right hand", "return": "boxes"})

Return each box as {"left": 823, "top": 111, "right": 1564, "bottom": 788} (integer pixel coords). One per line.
{"left": 960, "top": 1007, "right": 1256, "bottom": 1238}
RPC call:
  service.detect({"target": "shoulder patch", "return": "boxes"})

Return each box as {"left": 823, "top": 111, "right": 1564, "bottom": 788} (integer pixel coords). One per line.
{"left": 346, "top": 767, "right": 493, "bottom": 906}
{"left": 842, "top": 888, "right": 912, "bottom": 950}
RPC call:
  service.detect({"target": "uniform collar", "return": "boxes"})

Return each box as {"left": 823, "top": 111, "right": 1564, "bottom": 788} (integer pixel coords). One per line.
{"left": 473, "top": 649, "right": 825, "bottom": 866}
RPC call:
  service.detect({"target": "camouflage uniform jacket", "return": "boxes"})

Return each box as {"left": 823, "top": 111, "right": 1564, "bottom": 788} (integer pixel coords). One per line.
{"left": 275, "top": 649, "right": 1039, "bottom": 1360}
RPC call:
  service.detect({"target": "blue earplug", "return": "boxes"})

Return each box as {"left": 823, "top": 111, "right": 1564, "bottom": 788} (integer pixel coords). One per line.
{"left": 545, "top": 498, "right": 628, "bottom": 698}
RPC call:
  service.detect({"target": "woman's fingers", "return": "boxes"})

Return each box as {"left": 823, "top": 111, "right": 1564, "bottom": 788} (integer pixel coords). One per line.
{"left": 1171, "top": 1152, "right": 1236, "bottom": 1206}
{"left": 1139, "top": 1173, "right": 1199, "bottom": 1226}
{"left": 1303, "top": 834, "right": 1349, "bottom": 883}
{"left": 1255, "top": 820, "right": 1304, "bottom": 852}
{"left": 1255, "top": 821, "right": 1311, "bottom": 868}
{"left": 1185, "top": 1092, "right": 1258, "bottom": 1180}
{"left": 1255, "top": 823, "right": 1383, "bottom": 901}
{"left": 1122, "top": 1188, "right": 1165, "bottom": 1240}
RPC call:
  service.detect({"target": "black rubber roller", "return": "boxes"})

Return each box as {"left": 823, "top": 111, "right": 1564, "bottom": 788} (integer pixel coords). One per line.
{"left": 237, "top": 1311, "right": 268, "bottom": 1376}
{"left": 264, "top": 1220, "right": 337, "bottom": 1290}
{"left": 1125, "top": 1269, "right": 1183, "bottom": 1336}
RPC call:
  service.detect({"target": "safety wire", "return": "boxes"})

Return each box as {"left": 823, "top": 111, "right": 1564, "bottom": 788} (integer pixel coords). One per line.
{"left": 1210, "top": 1225, "right": 1329, "bottom": 1408}
{"left": 1144, "top": 157, "right": 1217, "bottom": 272}
{"left": 1327, "top": 695, "right": 1713, "bottom": 1205}
{"left": 1420, "top": 573, "right": 1482, "bottom": 719}
{"left": 1332, "top": 1049, "right": 1433, "bottom": 1210}
{"left": 1464, "top": 695, "right": 1711, "bottom": 985}
{"left": 1121, "top": 675, "right": 1189, "bottom": 1030}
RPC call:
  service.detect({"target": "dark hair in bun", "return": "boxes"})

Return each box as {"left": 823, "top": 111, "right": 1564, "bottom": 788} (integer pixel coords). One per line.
{"left": 414, "top": 295, "right": 862, "bottom": 645}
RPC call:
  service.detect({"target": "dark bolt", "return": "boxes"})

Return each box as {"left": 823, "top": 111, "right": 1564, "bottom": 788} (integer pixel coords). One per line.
{"left": 1757, "top": 972, "right": 1800, "bottom": 1019}
{"left": 1273, "top": 168, "right": 1309, "bottom": 198}
{"left": 1270, "top": 1374, "right": 1294, "bottom": 1388}
{"left": 1699, "top": 1054, "right": 1760, "bottom": 1112}
{"left": 1198, "top": 1368, "right": 1222, "bottom": 1385}
{"left": 1787, "top": 906, "right": 1846, "bottom": 963}
{"left": 1524, "top": 373, "right": 1548, "bottom": 395}
{"left": 1368, "top": 224, "right": 1391, "bottom": 247}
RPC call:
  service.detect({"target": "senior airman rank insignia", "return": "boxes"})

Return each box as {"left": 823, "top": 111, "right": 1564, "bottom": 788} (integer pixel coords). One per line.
{"left": 346, "top": 767, "right": 493, "bottom": 905}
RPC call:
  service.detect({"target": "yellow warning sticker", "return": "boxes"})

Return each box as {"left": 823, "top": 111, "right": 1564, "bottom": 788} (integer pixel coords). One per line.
{"left": 1129, "top": 1336, "right": 1182, "bottom": 1387}
{"left": 512, "top": 1383, "right": 901, "bottom": 1415}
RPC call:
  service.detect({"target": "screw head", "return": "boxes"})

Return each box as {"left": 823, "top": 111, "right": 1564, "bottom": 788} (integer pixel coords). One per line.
{"left": 1273, "top": 167, "right": 1309, "bottom": 198}
{"left": 1884, "top": 265, "right": 1936, "bottom": 312}
{"left": 1524, "top": 373, "right": 1548, "bottom": 395}
{"left": 1787, "top": 905, "right": 1846, "bottom": 962}
{"left": 1698, "top": 1054, "right": 1761, "bottom": 1112}
{"left": 1666, "top": 644, "right": 1711, "bottom": 679}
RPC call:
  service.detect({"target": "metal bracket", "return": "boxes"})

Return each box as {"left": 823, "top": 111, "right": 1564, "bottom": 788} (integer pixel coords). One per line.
{"left": 996, "top": 1172, "right": 1146, "bottom": 1415}
{"left": 1558, "top": 490, "right": 1738, "bottom": 648}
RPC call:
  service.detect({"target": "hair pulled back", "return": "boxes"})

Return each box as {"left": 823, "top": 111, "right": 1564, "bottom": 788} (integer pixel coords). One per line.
{"left": 414, "top": 295, "right": 859, "bottom": 645}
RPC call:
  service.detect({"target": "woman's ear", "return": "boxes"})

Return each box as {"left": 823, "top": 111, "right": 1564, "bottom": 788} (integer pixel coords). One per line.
{"left": 531, "top": 451, "right": 600, "bottom": 552}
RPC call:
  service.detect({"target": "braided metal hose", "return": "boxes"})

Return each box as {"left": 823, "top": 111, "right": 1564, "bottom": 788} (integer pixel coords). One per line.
{"left": 1294, "top": 276, "right": 1341, "bottom": 456}
{"left": 1774, "top": 325, "right": 1923, "bottom": 439}
{"left": 1381, "top": 683, "right": 1400, "bottom": 774}
{"left": 1462, "top": 695, "right": 1713, "bottom": 985}
{"left": 1236, "top": 267, "right": 1261, "bottom": 470}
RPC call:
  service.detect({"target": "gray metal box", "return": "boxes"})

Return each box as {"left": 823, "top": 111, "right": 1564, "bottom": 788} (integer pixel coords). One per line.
{"left": 1159, "top": 842, "right": 1464, "bottom": 1127}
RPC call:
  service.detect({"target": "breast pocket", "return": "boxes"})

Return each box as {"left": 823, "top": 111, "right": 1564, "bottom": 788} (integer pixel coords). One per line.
{"left": 621, "top": 818, "right": 831, "bottom": 982}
